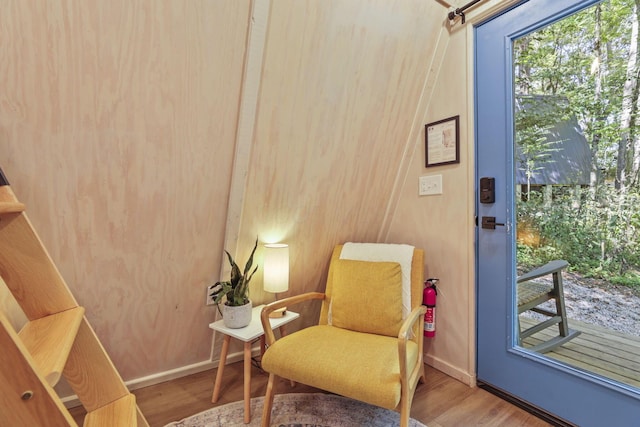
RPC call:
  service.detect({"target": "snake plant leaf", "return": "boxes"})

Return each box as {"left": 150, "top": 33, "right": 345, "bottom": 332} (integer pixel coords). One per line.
{"left": 214, "top": 237, "right": 260, "bottom": 307}
{"left": 243, "top": 238, "right": 259, "bottom": 277}
{"left": 210, "top": 280, "right": 232, "bottom": 304}
{"left": 226, "top": 250, "right": 241, "bottom": 287}
{"left": 245, "top": 264, "right": 258, "bottom": 284}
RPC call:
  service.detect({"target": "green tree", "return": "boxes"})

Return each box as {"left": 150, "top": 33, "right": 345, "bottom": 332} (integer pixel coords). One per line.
{"left": 514, "top": 0, "right": 640, "bottom": 282}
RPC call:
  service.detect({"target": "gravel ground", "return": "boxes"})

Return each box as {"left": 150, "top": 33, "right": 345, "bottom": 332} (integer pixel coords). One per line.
{"left": 523, "top": 271, "right": 640, "bottom": 338}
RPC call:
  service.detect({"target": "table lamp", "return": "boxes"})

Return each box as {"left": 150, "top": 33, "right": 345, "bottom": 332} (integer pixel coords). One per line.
{"left": 263, "top": 243, "right": 289, "bottom": 318}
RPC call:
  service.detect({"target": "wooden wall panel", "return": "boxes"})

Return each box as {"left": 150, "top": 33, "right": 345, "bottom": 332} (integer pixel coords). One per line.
{"left": 0, "top": 0, "right": 496, "bottom": 390}
{"left": 240, "top": 0, "right": 445, "bottom": 308}
{"left": 410, "top": 27, "right": 475, "bottom": 385}
{"left": 386, "top": 0, "right": 518, "bottom": 385}
{"left": 0, "top": 0, "right": 250, "bottom": 379}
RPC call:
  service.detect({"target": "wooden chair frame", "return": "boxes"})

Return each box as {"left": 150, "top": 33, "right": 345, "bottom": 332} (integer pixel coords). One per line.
{"left": 517, "top": 260, "right": 580, "bottom": 353}
{"left": 259, "top": 246, "right": 426, "bottom": 427}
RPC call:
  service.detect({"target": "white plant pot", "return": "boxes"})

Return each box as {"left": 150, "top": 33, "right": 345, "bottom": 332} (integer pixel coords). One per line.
{"left": 222, "top": 301, "right": 252, "bottom": 328}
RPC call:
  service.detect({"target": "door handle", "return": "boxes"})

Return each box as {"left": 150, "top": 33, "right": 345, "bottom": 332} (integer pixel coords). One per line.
{"left": 481, "top": 216, "right": 505, "bottom": 230}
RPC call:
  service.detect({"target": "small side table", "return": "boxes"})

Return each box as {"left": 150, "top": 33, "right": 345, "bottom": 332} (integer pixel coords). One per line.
{"left": 209, "top": 304, "right": 299, "bottom": 423}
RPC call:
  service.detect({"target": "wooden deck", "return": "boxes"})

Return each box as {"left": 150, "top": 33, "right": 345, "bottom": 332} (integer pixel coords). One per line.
{"left": 520, "top": 316, "right": 640, "bottom": 389}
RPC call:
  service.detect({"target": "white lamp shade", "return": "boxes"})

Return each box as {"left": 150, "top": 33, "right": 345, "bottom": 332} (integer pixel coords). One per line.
{"left": 263, "top": 244, "right": 289, "bottom": 293}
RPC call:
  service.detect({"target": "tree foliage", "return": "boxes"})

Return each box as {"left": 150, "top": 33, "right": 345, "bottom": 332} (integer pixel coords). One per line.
{"left": 514, "top": 0, "right": 640, "bottom": 286}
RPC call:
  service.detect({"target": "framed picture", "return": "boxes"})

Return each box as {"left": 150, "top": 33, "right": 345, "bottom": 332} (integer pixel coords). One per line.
{"left": 425, "top": 115, "right": 460, "bottom": 167}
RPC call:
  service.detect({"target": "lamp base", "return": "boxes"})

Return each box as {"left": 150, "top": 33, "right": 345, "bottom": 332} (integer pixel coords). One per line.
{"left": 268, "top": 307, "right": 287, "bottom": 318}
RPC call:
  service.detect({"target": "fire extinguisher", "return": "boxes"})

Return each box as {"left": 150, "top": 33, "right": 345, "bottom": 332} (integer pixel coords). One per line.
{"left": 423, "top": 278, "right": 438, "bottom": 337}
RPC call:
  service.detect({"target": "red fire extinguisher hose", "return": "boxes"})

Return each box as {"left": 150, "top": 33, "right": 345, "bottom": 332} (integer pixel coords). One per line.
{"left": 423, "top": 278, "right": 438, "bottom": 337}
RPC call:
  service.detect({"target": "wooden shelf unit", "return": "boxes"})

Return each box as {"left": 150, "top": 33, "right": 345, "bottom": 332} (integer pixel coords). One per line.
{"left": 0, "top": 171, "right": 148, "bottom": 426}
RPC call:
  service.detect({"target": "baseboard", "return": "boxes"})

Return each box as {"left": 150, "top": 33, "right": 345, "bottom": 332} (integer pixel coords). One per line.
{"left": 126, "top": 359, "right": 218, "bottom": 390}
{"left": 61, "top": 348, "right": 256, "bottom": 409}
{"left": 62, "top": 350, "right": 473, "bottom": 409}
{"left": 424, "top": 353, "right": 476, "bottom": 387}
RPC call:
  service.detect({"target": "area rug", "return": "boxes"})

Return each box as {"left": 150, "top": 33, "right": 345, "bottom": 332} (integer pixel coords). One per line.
{"left": 165, "top": 392, "right": 426, "bottom": 427}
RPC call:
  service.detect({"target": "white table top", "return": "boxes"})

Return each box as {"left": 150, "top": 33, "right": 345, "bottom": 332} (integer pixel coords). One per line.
{"left": 209, "top": 304, "right": 299, "bottom": 342}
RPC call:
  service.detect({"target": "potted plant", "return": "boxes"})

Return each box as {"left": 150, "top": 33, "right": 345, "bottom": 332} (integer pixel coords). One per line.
{"left": 210, "top": 238, "right": 258, "bottom": 328}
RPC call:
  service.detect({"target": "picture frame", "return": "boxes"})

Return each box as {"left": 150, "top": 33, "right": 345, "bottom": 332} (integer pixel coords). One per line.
{"left": 425, "top": 115, "right": 460, "bottom": 167}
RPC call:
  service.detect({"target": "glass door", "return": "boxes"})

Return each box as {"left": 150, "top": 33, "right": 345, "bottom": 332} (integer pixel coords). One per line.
{"left": 476, "top": 0, "right": 640, "bottom": 425}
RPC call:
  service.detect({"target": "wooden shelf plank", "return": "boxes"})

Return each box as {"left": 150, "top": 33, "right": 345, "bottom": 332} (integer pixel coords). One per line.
{"left": 84, "top": 394, "right": 137, "bottom": 427}
{"left": 0, "top": 201, "right": 25, "bottom": 214}
{"left": 0, "top": 186, "right": 25, "bottom": 214}
{"left": 18, "top": 307, "right": 85, "bottom": 386}
{"left": 1, "top": 314, "right": 77, "bottom": 426}
{"left": 0, "top": 212, "right": 78, "bottom": 319}
{"left": 63, "top": 318, "right": 131, "bottom": 412}
{"left": 0, "top": 181, "right": 148, "bottom": 425}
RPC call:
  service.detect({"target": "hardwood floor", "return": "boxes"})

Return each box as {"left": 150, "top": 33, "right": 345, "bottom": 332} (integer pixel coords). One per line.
{"left": 70, "top": 363, "right": 552, "bottom": 426}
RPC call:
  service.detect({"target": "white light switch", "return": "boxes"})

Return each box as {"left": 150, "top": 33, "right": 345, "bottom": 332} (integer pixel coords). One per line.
{"left": 419, "top": 175, "right": 442, "bottom": 196}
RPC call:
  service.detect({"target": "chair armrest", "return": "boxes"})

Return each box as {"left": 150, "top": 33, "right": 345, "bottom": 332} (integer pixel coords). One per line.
{"left": 397, "top": 305, "right": 427, "bottom": 387}
{"left": 517, "top": 260, "right": 568, "bottom": 283}
{"left": 260, "top": 292, "right": 325, "bottom": 346}
{"left": 398, "top": 305, "right": 427, "bottom": 341}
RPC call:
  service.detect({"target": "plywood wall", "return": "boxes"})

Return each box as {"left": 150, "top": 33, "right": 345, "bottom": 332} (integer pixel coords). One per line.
{"left": 241, "top": 0, "right": 446, "bottom": 300}
{"left": 237, "top": 0, "right": 480, "bottom": 385}
{"left": 386, "top": 23, "right": 475, "bottom": 384}
{"left": 0, "top": 0, "right": 517, "bottom": 391}
{"left": 385, "top": 0, "right": 518, "bottom": 385}
{"left": 0, "top": 0, "right": 251, "bottom": 380}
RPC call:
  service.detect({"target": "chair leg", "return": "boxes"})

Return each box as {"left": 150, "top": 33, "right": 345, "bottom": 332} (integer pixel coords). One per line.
{"left": 517, "top": 314, "right": 522, "bottom": 346}
{"left": 261, "top": 373, "right": 276, "bottom": 427}
{"left": 400, "top": 374, "right": 420, "bottom": 427}
{"left": 400, "top": 405, "right": 410, "bottom": 427}
{"left": 552, "top": 271, "right": 570, "bottom": 337}
{"left": 399, "top": 394, "right": 410, "bottom": 427}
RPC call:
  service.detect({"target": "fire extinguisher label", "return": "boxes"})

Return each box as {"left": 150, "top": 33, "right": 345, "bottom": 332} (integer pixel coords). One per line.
{"left": 424, "top": 307, "right": 435, "bottom": 336}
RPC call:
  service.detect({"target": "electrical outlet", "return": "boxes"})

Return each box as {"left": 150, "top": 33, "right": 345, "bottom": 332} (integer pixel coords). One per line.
{"left": 419, "top": 175, "right": 443, "bottom": 196}
{"left": 206, "top": 283, "right": 217, "bottom": 306}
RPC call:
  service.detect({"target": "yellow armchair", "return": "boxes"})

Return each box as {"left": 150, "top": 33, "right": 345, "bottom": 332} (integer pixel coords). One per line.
{"left": 260, "top": 244, "right": 426, "bottom": 427}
